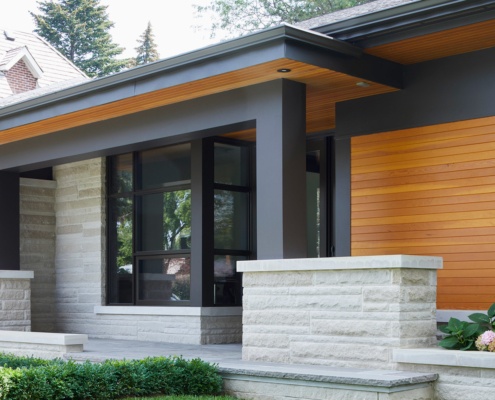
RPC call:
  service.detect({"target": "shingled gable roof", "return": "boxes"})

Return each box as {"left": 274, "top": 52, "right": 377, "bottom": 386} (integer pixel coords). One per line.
{"left": 0, "top": 28, "right": 87, "bottom": 99}
{"left": 0, "top": 46, "right": 43, "bottom": 78}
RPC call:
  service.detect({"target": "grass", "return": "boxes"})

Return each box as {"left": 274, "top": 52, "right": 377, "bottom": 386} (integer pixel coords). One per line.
{"left": 124, "top": 397, "right": 237, "bottom": 400}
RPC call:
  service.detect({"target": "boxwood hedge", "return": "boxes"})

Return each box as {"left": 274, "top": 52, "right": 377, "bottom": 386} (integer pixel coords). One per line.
{"left": 0, "top": 354, "right": 222, "bottom": 399}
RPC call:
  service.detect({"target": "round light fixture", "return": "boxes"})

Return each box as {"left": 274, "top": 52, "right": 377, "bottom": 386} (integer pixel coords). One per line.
{"left": 277, "top": 68, "right": 291, "bottom": 73}
{"left": 356, "top": 81, "right": 371, "bottom": 87}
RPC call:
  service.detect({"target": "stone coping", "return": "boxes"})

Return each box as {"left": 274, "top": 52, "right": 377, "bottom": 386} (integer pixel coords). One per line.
{"left": 94, "top": 306, "right": 242, "bottom": 317}
{"left": 437, "top": 309, "right": 479, "bottom": 323}
{"left": 394, "top": 348, "right": 495, "bottom": 369}
{"left": 0, "top": 331, "right": 87, "bottom": 345}
{"left": 238, "top": 255, "right": 442, "bottom": 273}
{"left": 218, "top": 361, "right": 438, "bottom": 389}
{"left": 0, "top": 270, "right": 34, "bottom": 279}
{"left": 19, "top": 177, "right": 56, "bottom": 188}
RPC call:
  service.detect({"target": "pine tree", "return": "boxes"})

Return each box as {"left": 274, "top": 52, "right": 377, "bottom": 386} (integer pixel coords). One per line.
{"left": 31, "top": 0, "right": 127, "bottom": 77}
{"left": 135, "top": 22, "right": 160, "bottom": 66}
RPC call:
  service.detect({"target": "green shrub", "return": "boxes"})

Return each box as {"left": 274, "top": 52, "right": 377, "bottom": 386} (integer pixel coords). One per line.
{"left": 0, "top": 355, "right": 222, "bottom": 399}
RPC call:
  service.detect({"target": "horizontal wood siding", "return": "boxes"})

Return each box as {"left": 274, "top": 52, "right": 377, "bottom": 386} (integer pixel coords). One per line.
{"left": 351, "top": 116, "right": 495, "bottom": 310}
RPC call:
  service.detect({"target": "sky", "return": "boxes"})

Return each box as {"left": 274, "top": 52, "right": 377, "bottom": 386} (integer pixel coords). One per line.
{"left": 0, "top": 0, "right": 225, "bottom": 59}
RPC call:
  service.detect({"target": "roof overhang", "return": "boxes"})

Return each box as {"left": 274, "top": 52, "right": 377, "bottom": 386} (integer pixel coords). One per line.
{"left": 311, "top": 0, "right": 495, "bottom": 48}
{"left": 0, "top": 24, "right": 402, "bottom": 146}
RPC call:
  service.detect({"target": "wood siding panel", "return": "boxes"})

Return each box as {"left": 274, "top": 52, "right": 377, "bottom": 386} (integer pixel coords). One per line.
{"left": 351, "top": 116, "right": 495, "bottom": 310}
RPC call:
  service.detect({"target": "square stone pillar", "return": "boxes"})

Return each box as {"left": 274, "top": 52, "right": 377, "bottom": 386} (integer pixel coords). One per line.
{"left": 0, "top": 270, "right": 34, "bottom": 331}
{"left": 239, "top": 255, "right": 442, "bottom": 369}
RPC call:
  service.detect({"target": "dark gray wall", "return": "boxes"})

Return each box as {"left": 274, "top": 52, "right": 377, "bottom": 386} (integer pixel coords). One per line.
{"left": 337, "top": 47, "right": 495, "bottom": 137}
{"left": 0, "top": 172, "right": 19, "bottom": 270}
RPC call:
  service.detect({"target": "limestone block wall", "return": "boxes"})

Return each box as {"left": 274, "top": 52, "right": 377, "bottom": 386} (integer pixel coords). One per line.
{"left": 0, "top": 271, "right": 34, "bottom": 331}
{"left": 20, "top": 178, "right": 56, "bottom": 332}
{"left": 93, "top": 307, "right": 242, "bottom": 344}
{"left": 239, "top": 255, "right": 442, "bottom": 369}
{"left": 53, "top": 158, "right": 106, "bottom": 334}
{"left": 394, "top": 348, "right": 495, "bottom": 400}
{"left": 51, "top": 157, "right": 242, "bottom": 344}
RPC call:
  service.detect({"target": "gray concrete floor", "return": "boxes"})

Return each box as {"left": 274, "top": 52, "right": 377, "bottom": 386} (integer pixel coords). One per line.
{"left": 67, "top": 338, "right": 243, "bottom": 365}
{"left": 63, "top": 339, "right": 438, "bottom": 389}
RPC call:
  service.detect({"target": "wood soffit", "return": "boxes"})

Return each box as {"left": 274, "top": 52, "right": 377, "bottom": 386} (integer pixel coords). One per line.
{"left": 0, "top": 18, "right": 494, "bottom": 145}
{"left": 365, "top": 19, "right": 495, "bottom": 65}
{"left": 0, "top": 58, "right": 397, "bottom": 145}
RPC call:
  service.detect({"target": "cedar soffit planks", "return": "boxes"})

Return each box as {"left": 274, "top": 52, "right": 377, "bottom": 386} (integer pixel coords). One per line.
{"left": 0, "top": 58, "right": 397, "bottom": 145}
{"left": 365, "top": 19, "right": 495, "bottom": 65}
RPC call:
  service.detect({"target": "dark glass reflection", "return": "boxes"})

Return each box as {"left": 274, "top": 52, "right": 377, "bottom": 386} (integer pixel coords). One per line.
{"left": 110, "top": 153, "right": 133, "bottom": 194}
{"left": 138, "top": 257, "right": 190, "bottom": 302}
{"left": 108, "top": 196, "right": 133, "bottom": 303}
{"left": 214, "top": 143, "right": 249, "bottom": 186}
{"left": 140, "top": 144, "right": 191, "bottom": 189}
{"left": 214, "top": 190, "right": 249, "bottom": 250}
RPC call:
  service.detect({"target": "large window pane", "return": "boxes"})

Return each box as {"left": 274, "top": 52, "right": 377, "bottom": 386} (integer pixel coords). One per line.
{"left": 110, "top": 153, "right": 133, "bottom": 194}
{"left": 214, "top": 190, "right": 249, "bottom": 250}
{"left": 140, "top": 144, "right": 191, "bottom": 189}
{"left": 108, "top": 196, "right": 133, "bottom": 303}
{"left": 138, "top": 190, "right": 191, "bottom": 252}
{"left": 214, "top": 143, "right": 249, "bottom": 186}
{"left": 306, "top": 150, "right": 321, "bottom": 258}
{"left": 138, "top": 257, "right": 190, "bottom": 302}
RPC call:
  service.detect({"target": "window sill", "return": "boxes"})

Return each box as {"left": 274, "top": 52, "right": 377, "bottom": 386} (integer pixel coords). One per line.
{"left": 94, "top": 305, "right": 242, "bottom": 317}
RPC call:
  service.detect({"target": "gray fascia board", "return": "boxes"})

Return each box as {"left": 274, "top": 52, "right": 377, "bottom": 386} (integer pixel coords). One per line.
{"left": 0, "top": 24, "right": 359, "bottom": 123}
{"left": 312, "top": 0, "right": 495, "bottom": 46}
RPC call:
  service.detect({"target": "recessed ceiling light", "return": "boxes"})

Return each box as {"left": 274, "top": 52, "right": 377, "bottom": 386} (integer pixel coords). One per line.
{"left": 356, "top": 81, "right": 371, "bottom": 87}
{"left": 277, "top": 68, "right": 291, "bottom": 73}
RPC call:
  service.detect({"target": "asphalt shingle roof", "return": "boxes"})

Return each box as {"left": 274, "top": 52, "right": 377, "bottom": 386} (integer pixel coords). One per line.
{"left": 0, "top": 28, "right": 87, "bottom": 99}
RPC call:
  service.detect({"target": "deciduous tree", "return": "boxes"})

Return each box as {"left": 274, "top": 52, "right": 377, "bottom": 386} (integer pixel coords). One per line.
{"left": 196, "top": 0, "right": 377, "bottom": 37}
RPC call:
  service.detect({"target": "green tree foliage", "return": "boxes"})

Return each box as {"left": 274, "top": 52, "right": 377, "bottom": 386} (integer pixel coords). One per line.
{"left": 196, "top": 0, "right": 378, "bottom": 37}
{"left": 31, "top": 0, "right": 127, "bottom": 77}
{"left": 135, "top": 21, "right": 160, "bottom": 66}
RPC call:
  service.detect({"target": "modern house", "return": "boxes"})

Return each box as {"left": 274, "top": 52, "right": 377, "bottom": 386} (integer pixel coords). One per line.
{"left": 0, "top": 0, "right": 494, "bottom": 345}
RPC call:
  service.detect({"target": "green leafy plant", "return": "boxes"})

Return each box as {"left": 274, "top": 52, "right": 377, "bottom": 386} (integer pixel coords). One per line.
{"left": 438, "top": 317, "right": 482, "bottom": 350}
{"left": 439, "top": 302, "right": 495, "bottom": 351}
{"left": 468, "top": 302, "right": 495, "bottom": 330}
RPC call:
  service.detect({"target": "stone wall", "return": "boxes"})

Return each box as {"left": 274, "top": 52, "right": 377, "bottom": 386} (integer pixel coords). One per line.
{"left": 50, "top": 157, "right": 242, "bottom": 344}
{"left": 0, "top": 271, "right": 34, "bottom": 331}
{"left": 93, "top": 306, "right": 242, "bottom": 344}
{"left": 394, "top": 348, "right": 495, "bottom": 399}
{"left": 20, "top": 178, "right": 56, "bottom": 332}
{"left": 53, "top": 158, "right": 106, "bottom": 334}
{"left": 239, "top": 255, "right": 442, "bottom": 369}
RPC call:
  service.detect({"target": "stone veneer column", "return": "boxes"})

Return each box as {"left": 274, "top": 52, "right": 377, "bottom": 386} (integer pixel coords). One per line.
{"left": 0, "top": 271, "right": 34, "bottom": 331}
{"left": 53, "top": 158, "right": 106, "bottom": 333}
{"left": 20, "top": 178, "right": 56, "bottom": 332}
{"left": 239, "top": 255, "right": 442, "bottom": 369}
